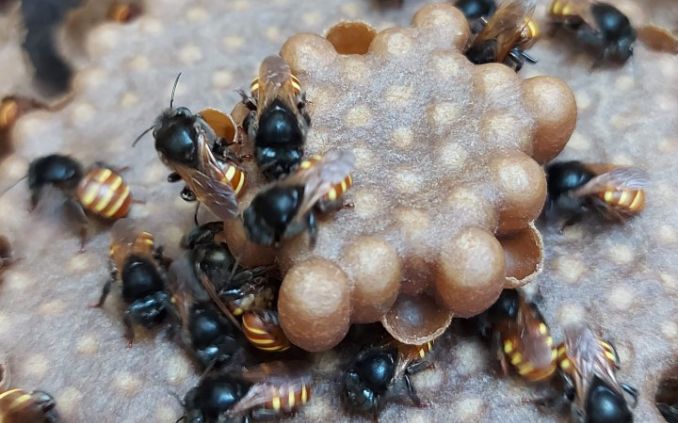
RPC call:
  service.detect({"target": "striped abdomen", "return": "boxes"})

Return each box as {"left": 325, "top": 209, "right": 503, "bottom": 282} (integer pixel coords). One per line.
{"left": 242, "top": 311, "right": 291, "bottom": 352}
{"left": 76, "top": 167, "right": 131, "bottom": 219}
{"left": 519, "top": 17, "right": 540, "bottom": 48}
{"left": 399, "top": 340, "right": 434, "bottom": 361}
{"left": 219, "top": 162, "right": 246, "bottom": 196}
{"left": 548, "top": 0, "right": 577, "bottom": 19}
{"left": 299, "top": 156, "right": 353, "bottom": 203}
{"left": 597, "top": 189, "right": 645, "bottom": 215}
{"left": 0, "top": 389, "right": 56, "bottom": 423}
{"left": 250, "top": 74, "right": 302, "bottom": 99}
{"left": 502, "top": 322, "right": 558, "bottom": 382}
{"left": 263, "top": 383, "right": 310, "bottom": 414}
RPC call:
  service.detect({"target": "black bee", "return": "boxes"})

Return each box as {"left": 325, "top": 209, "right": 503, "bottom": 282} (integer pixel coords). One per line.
{"left": 240, "top": 55, "right": 310, "bottom": 181}
{"left": 556, "top": 324, "right": 638, "bottom": 423}
{"left": 455, "top": 0, "right": 497, "bottom": 32}
{"left": 342, "top": 341, "right": 433, "bottom": 416}
{"left": 243, "top": 150, "right": 354, "bottom": 247}
{"left": 180, "top": 372, "right": 247, "bottom": 423}
{"left": 545, "top": 161, "right": 648, "bottom": 229}
{"left": 133, "top": 75, "right": 244, "bottom": 223}
{"left": 93, "top": 220, "right": 175, "bottom": 345}
{"left": 0, "top": 357, "right": 62, "bottom": 423}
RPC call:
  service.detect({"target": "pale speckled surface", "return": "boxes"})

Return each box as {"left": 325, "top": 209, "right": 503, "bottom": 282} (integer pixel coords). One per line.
{"left": 0, "top": 0, "right": 677, "bottom": 422}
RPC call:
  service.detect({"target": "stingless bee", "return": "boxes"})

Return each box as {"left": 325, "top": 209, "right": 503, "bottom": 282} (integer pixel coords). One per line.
{"left": 0, "top": 357, "right": 62, "bottom": 423}
{"left": 180, "top": 361, "right": 312, "bottom": 422}
{"left": 478, "top": 289, "right": 558, "bottom": 382}
{"left": 545, "top": 161, "right": 648, "bottom": 229}
{"left": 556, "top": 323, "right": 638, "bottom": 423}
{"left": 342, "top": 340, "right": 434, "bottom": 415}
{"left": 133, "top": 75, "right": 245, "bottom": 223}
{"left": 454, "top": 0, "right": 497, "bottom": 32}
{"left": 240, "top": 55, "right": 311, "bottom": 181}
{"left": 465, "top": 0, "right": 540, "bottom": 71}
{"left": 167, "top": 254, "right": 241, "bottom": 370}
{"left": 93, "top": 219, "right": 175, "bottom": 346}
{"left": 243, "top": 150, "right": 355, "bottom": 247}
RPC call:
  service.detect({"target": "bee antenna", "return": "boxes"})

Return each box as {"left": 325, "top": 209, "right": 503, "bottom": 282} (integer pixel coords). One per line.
{"left": 170, "top": 72, "right": 182, "bottom": 109}
{"left": 131, "top": 125, "right": 155, "bottom": 147}
{"left": 0, "top": 175, "right": 27, "bottom": 198}
{"left": 174, "top": 417, "right": 186, "bottom": 423}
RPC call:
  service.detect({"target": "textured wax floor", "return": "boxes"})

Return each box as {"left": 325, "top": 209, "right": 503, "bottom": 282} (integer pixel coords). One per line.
{"left": 0, "top": 1, "right": 677, "bottom": 422}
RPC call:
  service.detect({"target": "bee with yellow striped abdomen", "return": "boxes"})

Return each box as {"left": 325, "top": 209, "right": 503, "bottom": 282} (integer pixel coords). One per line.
{"left": 21, "top": 154, "right": 134, "bottom": 249}
{"left": 239, "top": 55, "right": 311, "bottom": 181}
{"left": 242, "top": 309, "right": 291, "bottom": 352}
{"left": 545, "top": 161, "right": 648, "bottom": 229}
{"left": 244, "top": 149, "right": 355, "bottom": 247}
{"left": 93, "top": 219, "right": 176, "bottom": 346}
{"left": 556, "top": 323, "right": 638, "bottom": 423}
{"left": 480, "top": 289, "right": 558, "bottom": 383}
{"left": 342, "top": 339, "right": 434, "bottom": 415}
{"left": 0, "top": 357, "right": 62, "bottom": 422}
{"left": 133, "top": 74, "right": 246, "bottom": 223}
{"left": 465, "top": 0, "right": 540, "bottom": 71}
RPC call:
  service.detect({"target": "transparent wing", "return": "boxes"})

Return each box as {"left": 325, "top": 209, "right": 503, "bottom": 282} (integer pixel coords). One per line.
{"left": 257, "top": 55, "right": 297, "bottom": 113}
{"left": 637, "top": 25, "right": 678, "bottom": 54}
{"left": 573, "top": 166, "right": 648, "bottom": 197}
{"left": 473, "top": 0, "right": 535, "bottom": 54}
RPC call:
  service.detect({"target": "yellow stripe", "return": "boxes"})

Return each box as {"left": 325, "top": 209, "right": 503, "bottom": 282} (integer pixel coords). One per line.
{"left": 256, "top": 344, "right": 288, "bottom": 351}
{"left": 504, "top": 340, "right": 514, "bottom": 354}
{"left": 517, "top": 362, "right": 534, "bottom": 376}
{"left": 560, "top": 358, "right": 571, "bottom": 370}
{"left": 103, "top": 185, "right": 130, "bottom": 218}
{"left": 272, "top": 396, "right": 281, "bottom": 411}
{"left": 629, "top": 191, "right": 643, "bottom": 210}
{"left": 0, "top": 388, "right": 23, "bottom": 401}
{"left": 538, "top": 323, "right": 548, "bottom": 335}
{"left": 243, "top": 318, "right": 269, "bottom": 335}
{"left": 510, "top": 352, "right": 523, "bottom": 366}
{"left": 94, "top": 176, "right": 123, "bottom": 212}
{"left": 94, "top": 168, "right": 113, "bottom": 183}
{"left": 618, "top": 191, "right": 632, "bottom": 207}
{"left": 562, "top": 4, "right": 572, "bottom": 15}
{"left": 234, "top": 170, "right": 245, "bottom": 195}
{"left": 252, "top": 338, "right": 276, "bottom": 345}
{"left": 551, "top": 349, "right": 558, "bottom": 360}
{"left": 604, "top": 191, "right": 615, "bottom": 203}
{"left": 288, "top": 390, "right": 295, "bottom": 409}
{"left": 326, "top": 188, "right": 338, "bottom": 202}
{"left": 80, "top": 181, "right": 101, "bottom": 206}
{"left": 546, "top": 336, "right": 553, "bottom": 347}
{"left": 224, "top": 166, "right": 236, "bottom": 182}
{"left": 250, "top": 78, "right": 259, "bottom": 96}
{"left": 301, "top": 385, "right": 308, "bottom": 403}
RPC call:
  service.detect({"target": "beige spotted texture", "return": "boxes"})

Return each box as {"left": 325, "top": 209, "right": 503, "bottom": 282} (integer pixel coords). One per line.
{"left": 0, "top": 0, "right": 676, "bottom": 422}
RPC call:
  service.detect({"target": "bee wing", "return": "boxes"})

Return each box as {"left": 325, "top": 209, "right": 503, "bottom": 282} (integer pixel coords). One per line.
{"left": 637, "top": 25, "right": 678, "bottom": 54}
{"left": 166, "top": 255, "right": 203, "bottom": 325}
{"left": 240, "top": 360, "right": 312, "bottom": 385}
{"left": 473, "top": 0, "right": 536, "bottom": 56}
{"left": 287, "top": 150, "right": 356, "bottom": 218}
{"left": 573, "top": 166, "right": 648, "bottom": 197}
{"left": 256, "top": 55, "right": 298, "bottom": 113}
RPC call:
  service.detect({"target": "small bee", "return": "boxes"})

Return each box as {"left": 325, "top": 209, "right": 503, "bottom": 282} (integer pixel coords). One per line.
{"left": 465, "top": 0, "right": 539, "bottom": 71}
{"left": 243, "top": 150, "right": 355, "bottom": 247}
{"left": 167, "top": 254, "right": 241, "bottom": 370}
{"left": 242, "top": 310, "right": 291, "bottom": 353}
{"left": 548, "top": 0, "right": 636, "bottom": 62}
{"left": 180, "top": 361, "right": 311, "bottom": 422}
{"left": 93, "top": 219, "right": 175, "bottom": 345}
{"left": 0, "top": 358, "right": 62, "bottom": 423}
{"left": 240, "top": 55, "right": 311, "bottom": 181}
{"left": 21, "top": 154, "right": 133, "bottom": 248}
{"left": 545, "top": 161, "right": 648, "bottom": 229}
{"left": 556, "top": 324, "right": 638, "bottom": 423}
{"left": 454, "top": 0, "right": 497, "bottom": 32}
{"left": 479, "top": 289, "right": 558, "bottom": 382}
{"left": 134, "top": 75, "right": 245, "bottom": 222}
{"left": 342, "top": 340, "right": 434, "bottom": 415}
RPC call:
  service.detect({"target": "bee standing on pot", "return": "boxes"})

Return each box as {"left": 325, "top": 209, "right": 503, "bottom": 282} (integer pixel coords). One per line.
{"left": 556, "top": 323, "right": 638, "bottom": 423}
{"left": 545, "top": 161, "right": 648, "bottom": 229}
{"left": 342, "top": 340, "right": 434, "bottom": 416}
{"left": 478, "top": 289, "right": 558, "bottom": 382}
{"left": 465, "top": 0, "right": 540, "bottom": 71}
{"left": 240, "top": 55, "right": 311, "bottom": 181}
{"left": 133, "top": 75, "right": 246, "bottom": 223}
{"left": 243, "top": 150, "right": 355, "bottom": 247}
{"left": 93, "top": 219, "right": 175, "bottom": 346}
{"left": 0, "top": 357, "right": 62, "bottom": 422}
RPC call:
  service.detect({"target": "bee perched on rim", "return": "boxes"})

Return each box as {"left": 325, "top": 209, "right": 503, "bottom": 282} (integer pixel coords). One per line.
{"left": 545, "top": 161, "right": 648, "bottom": 230}
{"left": 179, "top": 361, "right": 312, "bottom": 422}
{"left": 0, "top": 356, "right": 62, "bottom": 423}
{"left": 243, "top": 150, "right": 355, "bottom": 247}
{"left": 133, "top": 74, "right": 246, "bottom": 223}
{"left": 93, "top": 219, "right": 176, "bottom": 346}
{"left": 465, "top": 0, "right": 540, "bottom": 71}
{"left": 556, "top": 323, "right": 638, "bottom": 423}
{"left": 342, "top": 339, "right": 434, "bottom": 416}
{"left": 239, "top": 55, "right": 311, "bottom": 181}
{"left": 454, "top": 0, "right": 497, "bottom": 33}
{"left": 477, "top": 289, "right": 558, "bottom": 383}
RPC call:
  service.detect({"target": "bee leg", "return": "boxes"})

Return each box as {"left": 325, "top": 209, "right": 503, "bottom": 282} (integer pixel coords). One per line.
{"left": 250, "top": 408, "right": 283, "bottom": 421}
{"left": 64, "top": 198, "right": 89, "bottom": 252}
{"left": 306, "top": 212, "right": 318, "bottom": 248}
{"left": 91, "top": 274, "right": 114, "bottom": 308}
{"left": 621, "top": 383, "right": 638, "bottom": 408}
{"left": 237, "top": 89, "right": 258, "bottom": 111}
{"left": 123, "top": 311, "right": 136, "bottom": 347}
{"left": 167, "top": 172, "right": 182, "bottom": 183}
{"left": 180, "top": 186, "right": 197, "bottom": 202}
{"left": 193, "top": 203, "right": 201, "bottom": 226}
{"left": 403, "top": 374, "right": 423, "bottom": 407}
{"left": 406, "top": 360, "right": 434, "bottom": 375}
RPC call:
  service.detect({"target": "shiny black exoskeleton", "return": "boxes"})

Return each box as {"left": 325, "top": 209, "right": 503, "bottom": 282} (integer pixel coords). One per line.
{"left": 252, "top": 99, "right": 308, "bottom": 181}
{"left": 582, "top": 376, "right": 634, "bottom": 423}
{"left": 152, "top": 106, "right": 199, "bottom": 166}
{"left": 96, "top": 255, "right": 173, "bottom": 344}
{"left": 243, "top": 185, "right": 315, "bottom": 247}
{"left": 342, "top": 347, "right": 396, "bottom": 414}
{"left": 27, "top": 154, "right": 83, "bottom": 209}
{"left": 573, "top": 3, "right": 636, "bottom": 62}
{"left": 546, "top": 161, "right": 595, "bottom": 214}
{"left": 181, "top": 373, "right": 247, "bottom": 423}
{"left": 187, "top": 304, "right": 240, "bottom": 369}
{"left": 455, "top": 0, "right": 496, "bottom": 22}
